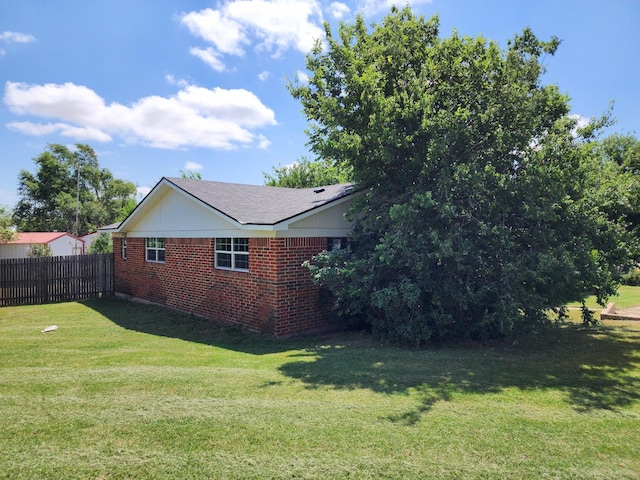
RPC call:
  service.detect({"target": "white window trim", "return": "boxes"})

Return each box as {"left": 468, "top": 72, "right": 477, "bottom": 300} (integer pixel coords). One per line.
{"left": 215, "top": 238, "right": 249, "bottom": 271}
{"left": 328, "top": 237, "right": 348, "bottom": 251}
{"left": 146, "top": 237, "right": 166, "bottom": 263}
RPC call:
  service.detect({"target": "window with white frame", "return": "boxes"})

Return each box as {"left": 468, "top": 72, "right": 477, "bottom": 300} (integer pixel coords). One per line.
{"left": 146, "top": 237, "right": 166, "bottom": 263}
{"left": 122, "top": 237, "right": 127, "bottom": 260}
{"left": 328, "top": 237, "right": 348, "bottom": 251}
{"left": 215, "top": 238, "right": 249, "bottom": 271}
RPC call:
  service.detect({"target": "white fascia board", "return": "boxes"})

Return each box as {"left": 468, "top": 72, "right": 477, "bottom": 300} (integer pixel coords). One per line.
{"left": 123, "top": 227, "right": 278, "bottom": 238}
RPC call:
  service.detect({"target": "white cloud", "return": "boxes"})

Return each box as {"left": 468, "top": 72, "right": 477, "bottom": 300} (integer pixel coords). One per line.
{"left": 4, "top": 81, "right": 277, "bottom": 150}
{"left": 189, "top": 46, "right": 226, "bottom": 72}
{"left": 569, "top": 114, "right": 589, "bottom": 130}
{"left": 7, "top": 121, "right": 112, "bottom": 142}
{"left": 356, "top": 0, "right": 432, "bottom": 16}
{"left": 181, "top": 0, "right": 325, "bottom": 70}
{"left": 280, "top": 161, "right": 299, "bottom": 170}
{"left": 328, "top": 2, "right": 350, "bottom": 19}
{"left": 0, "top": 49, "right": 5, "bottom": 57}
{"left": 4, "top": 82, "right": 108, "bottom": 123}
{"left": 258, "top": 70, "right": 270, "bottom": 81}
{"left": 569, "top": 114, "right": 592, "bottom": 138}
{"left": 165, "top": 74, "right": 190, "bottom": 88}
{"left": 296, "top": 70, "right": 310, "bottom": 83}
{"left": 226, "top": 0, "right": 324, "bottom": 55}
{"left": 0, "top": 31, "right": 36, "bottom": 43}
{"left": 181, "top": 8, "right": 247, "bottom": 55}
{"left": 176, "top": 85, "right": 276, "bottom": 128}
{"left": 137, "top": 186, "right": 152, "bottom": 199}
{"left": 184, "top": 161, "right": 203, "bottom": 171}
{"left": 256, "top": 134, "right": 271, "bottom": 149}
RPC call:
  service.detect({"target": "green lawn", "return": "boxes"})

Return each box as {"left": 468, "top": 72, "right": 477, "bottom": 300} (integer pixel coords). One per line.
{"left": 569, "top": 285, "right": 640, "bottom": 310}
{"left": 1, "top": 296, "right": 639, "bottom": 479}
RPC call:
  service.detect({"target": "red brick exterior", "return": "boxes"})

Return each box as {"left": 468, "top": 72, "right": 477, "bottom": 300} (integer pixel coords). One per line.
{"left": 113, "top": 236, "right": 335, "bottom": 337}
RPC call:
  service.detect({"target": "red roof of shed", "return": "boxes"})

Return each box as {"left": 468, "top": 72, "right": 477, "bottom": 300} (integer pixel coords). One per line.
{"left": 7, "top": 232, "right": 83, "bottom": 245}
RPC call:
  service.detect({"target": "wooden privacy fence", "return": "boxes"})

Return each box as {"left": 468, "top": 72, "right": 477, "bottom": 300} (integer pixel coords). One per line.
{"left": 0, "top": 254, "right": 114, "bottom": 307}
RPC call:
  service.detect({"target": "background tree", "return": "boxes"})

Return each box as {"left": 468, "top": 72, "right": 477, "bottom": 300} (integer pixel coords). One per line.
{"left": 27, "top": 243, "right": 52, "bottom": 257}
{"left": 13, "top": 144, "right": 137, "bottom": 236}
{"left": 292, "top": 7, "right": 635, "bottom": 344}
{"left": 264, "top": 156, "right": 352, "bottom": 188}
{"left": 87, "top": 232, "right": 113, "bottom": 254}
{"left": 180, "top": 170, "right": 202, "bottom": 179}
{"left": 0, "top": 206, "right": 16, "bottom": 243}
{"left": 580, "top": 133, "right": 640, "bottom": 236}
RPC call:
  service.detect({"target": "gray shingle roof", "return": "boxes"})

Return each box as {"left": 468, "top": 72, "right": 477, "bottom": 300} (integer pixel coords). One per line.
{"left": 165, "top": 177, "right": 356, "bottom": 225}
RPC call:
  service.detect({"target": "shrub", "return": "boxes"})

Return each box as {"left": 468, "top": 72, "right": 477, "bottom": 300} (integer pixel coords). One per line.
{"left": 621, "top": 269, "right": 640, "bottom": 286}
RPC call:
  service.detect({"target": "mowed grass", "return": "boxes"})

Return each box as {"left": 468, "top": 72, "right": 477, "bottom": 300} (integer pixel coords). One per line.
{"left": 568, "top": 285, "right": 640, "bottom": 311}
{"left": 1, "top": 296, "right": 639, "bottom": 479}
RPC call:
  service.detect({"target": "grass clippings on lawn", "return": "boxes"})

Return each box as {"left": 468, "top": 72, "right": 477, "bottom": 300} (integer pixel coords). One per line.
{"left": 0, "top": 296, "right": 639, "bottom": 479}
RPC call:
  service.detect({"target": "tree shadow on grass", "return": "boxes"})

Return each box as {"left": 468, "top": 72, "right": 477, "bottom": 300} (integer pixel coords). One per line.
{"left": 81, "top": 296, "right": 314, "bottom": 356}
{"left": 278, "top": 323, "right": 640, "bottom": 423}
{"left": 83, "top": 297, "right": 640, "bottom": 422}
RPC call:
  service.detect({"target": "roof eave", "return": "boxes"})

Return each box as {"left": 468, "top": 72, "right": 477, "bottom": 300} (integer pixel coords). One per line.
{"left": 115, "top": 177, "right": 360, "bottom": 234}
{"left": 271, "top": 188, "right": 361, "bottom": 230}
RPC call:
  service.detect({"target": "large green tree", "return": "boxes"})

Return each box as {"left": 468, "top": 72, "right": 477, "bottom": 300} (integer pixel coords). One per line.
{"left": 0, "top": 206, "right": 16, "bottom": 243}
{"left": 13, "top": 144, "right": 137, "bottom": 236}
{"left": 292, "top": 7, "right": 634, "bottom": 343}
{"left": 264, "top": 156, "right": 352, "bottom": 188}
{"left": 580, "top": 132, "right": 640, "bottom": 237}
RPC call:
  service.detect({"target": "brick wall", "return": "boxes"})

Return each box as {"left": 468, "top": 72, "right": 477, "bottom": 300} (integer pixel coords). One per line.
{"left": 113, "top": 236, "right": 334, "bottom": 336}
{"left": 273, "top": 237, "right": 334, "bottom": 337}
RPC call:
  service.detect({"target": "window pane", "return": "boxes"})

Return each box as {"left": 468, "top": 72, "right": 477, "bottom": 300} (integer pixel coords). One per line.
{"left": 157, "top": 249, "right": 165, "bottom": 262}
{"left": 146, "top": 249, "right": 156, "bottom": 262}
{"left": 217, "top": 252, "right": 232, "bottom": 268}
{"left": 216, "top": 238, "right": 231, "bottom": 251}
{"left": 234, "top": 238, "right": 249, "bottom": 252}
{"left": 234, "top": 253, "right": 249, "bottom": 270}
{"left": 147, "top": 238, "right": 155, "bottom": 248}
{"left": 157, "top": 238, "right": 166, "bottom": 248}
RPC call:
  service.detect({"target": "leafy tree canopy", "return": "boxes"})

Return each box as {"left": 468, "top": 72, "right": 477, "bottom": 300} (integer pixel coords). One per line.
{"left": 291, "top": 7, "right": 636, "bottom": 344}
{"left": 580, "top": 132, "right": 640, "bottom": 236}
{"left": 27, "top": 243, "right": 52, "bottom": 257}
{"left": 180, "top": 170, "right": 202, "bottom": 180}
{"left": 0, "top": 206, "right": 16, "bottom": 243}
{"left": 264, "top": 156, "right": 353, "bottom": 188}
{"left": 87, "top": 232, "right": 113, "bottom": 254}
{"left": 13, "top": 144, "right": 137, "bottom": 236}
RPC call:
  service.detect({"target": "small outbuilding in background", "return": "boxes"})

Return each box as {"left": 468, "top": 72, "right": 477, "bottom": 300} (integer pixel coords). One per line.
{"left": 0, "top": 232, "right": 84, "bottom": 259}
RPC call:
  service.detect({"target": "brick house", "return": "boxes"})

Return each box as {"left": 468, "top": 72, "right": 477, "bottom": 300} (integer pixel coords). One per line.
{"left": 106, "top": 177, "right": 357, "bottom": 337}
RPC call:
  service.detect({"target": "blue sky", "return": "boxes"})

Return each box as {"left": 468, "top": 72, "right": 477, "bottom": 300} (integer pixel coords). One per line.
{"left": 1, "top": 0, "right": 638, "bottom": 208}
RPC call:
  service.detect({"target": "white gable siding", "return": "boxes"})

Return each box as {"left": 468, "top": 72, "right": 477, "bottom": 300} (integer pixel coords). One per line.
{"left": 122, "top": 188, "right": 245, "bottom": 238}
{"left": 283, "top": 197, "right": 354, "bottom": 238}
{"left": 118, "top": 180, "right": 357, "bottom": 239}
{"left": 121, "top": 190, "right": 356, "bottom": 239}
